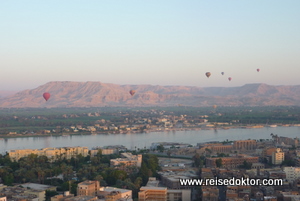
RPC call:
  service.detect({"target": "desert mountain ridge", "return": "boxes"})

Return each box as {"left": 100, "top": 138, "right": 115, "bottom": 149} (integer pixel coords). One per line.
{"left": 0, "top": 81, "right": 300, "bottom": 108}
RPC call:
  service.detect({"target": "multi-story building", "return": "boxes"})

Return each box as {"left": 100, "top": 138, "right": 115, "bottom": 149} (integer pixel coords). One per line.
{"left": 9, "top": 147, "right": 88, "bottom": 162}
{"left": 138, "top": 187, "right": 167, "bottom": 201}
{"left": 139, "top": 177, "right": 191, "bottom": 201}
{"left": 295, "top": 158, "right": 300, "bottom": 167}
{"left": 262, "top": 147, "right": 278, "bottom": 157}
{"left": 197, "top": 143, "right": 233, "bottom": 155}
{"left": 90, "top": 147, "right": 118, "bottom": 157}
{"left": 77, "top": 180, "right": 100, "bottom": 196}
{"left": 272, "top": 148, "right": 284, "bottom": 165}
{"left": 202, "top": 186, "right": 219, "bottom": 201}
{"left": 226, "top": 186, "right": 251, "bottom": 199}
{"left": 283, "top": 167, "right": 300, "bottom": 182}
{"left": 98, "top": 187, "right": 132, "bottom": 201}
{"left": 206, "top": 155, "right": 259, "bottom": 169}
{"left": 51, "top": 191, "right": 74, "bottom": 201}
{"left": 110, "top": 153, "right": 142, "bottom": 168}
{"left": 167, "top": 189, "right": 191, "bottom": 201}
{"left": 233, "top": 140, "right": 257, "bottom": 150}
{"left": 275, "top": 136, "right": 299, "bottom": 147}
{"left": 0, "top": 186, "right": 42, "bottom": 201}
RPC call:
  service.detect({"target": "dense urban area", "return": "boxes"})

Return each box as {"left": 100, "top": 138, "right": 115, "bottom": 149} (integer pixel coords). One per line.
{"left": 0, "top": 106, "right": 300, "bottom": 201}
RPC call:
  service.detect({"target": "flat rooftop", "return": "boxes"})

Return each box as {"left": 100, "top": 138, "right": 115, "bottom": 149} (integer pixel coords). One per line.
{"left": 100, "top": 187, "right": 131, "bottom": 194}
{"left": 19, "top": 183, "right": 56, "bottom": 191}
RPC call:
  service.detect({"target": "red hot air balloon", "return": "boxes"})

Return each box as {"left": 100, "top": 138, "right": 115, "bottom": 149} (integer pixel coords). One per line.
{"left": 129, "top": 90, "right": 136, "bottom": 96}
{"left": 43, "top": 92, "right": 50, "bottom": 101}
{"left": 257, "top": 68, "right": 260, "bottom": 72}
{"left": 228, "top": 77, "right": 232, "bottom": 81}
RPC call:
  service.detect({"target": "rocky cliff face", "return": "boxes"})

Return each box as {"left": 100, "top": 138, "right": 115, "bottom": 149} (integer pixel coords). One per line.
{"left": 0, "top": 82, "right": 299, "bottom": 108}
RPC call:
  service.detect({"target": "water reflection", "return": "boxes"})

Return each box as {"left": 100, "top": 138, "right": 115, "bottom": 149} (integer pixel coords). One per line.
{"left": 0, "top": 126, "right": 299, "bottom": 154}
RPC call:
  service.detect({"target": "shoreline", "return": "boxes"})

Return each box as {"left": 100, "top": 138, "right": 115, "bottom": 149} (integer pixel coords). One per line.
{"left": 0, "top": 123, "right": 298, "bottom": 139}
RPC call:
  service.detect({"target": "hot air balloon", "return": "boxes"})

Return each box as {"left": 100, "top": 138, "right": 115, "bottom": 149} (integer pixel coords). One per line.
{"left": 221, "top": 72, "right": 224, "bottom": 75}
{"left": 257, "top": 68, "right": 260, "bottom": 72}
{"left": 43, "top": 92, "right": 50, "bottom": 101}
{"left": 205, "top": 72, "right": 211, "bottom": 78}
{"left": 228, "top": 77, "right": 232, "bottom": 81}
{"left": 213, "top": 105, "right": 217, "bottom": 109}
{"left": 129, "top": 90, "right": 136, "bottom": 96}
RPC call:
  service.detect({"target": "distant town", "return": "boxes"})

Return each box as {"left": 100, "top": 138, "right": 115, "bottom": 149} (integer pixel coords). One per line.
{"left": 1, "top": 106, "right": 300, "bottom": 137}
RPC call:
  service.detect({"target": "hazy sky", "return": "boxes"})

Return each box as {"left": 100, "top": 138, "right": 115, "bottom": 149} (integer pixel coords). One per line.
{"left": 1, "top": 1, "right": 300, "bottom": 91}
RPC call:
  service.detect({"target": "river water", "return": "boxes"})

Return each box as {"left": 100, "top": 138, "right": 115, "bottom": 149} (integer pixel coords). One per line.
{"left": 1, "top": 126, "right": 300, "bottom": 153}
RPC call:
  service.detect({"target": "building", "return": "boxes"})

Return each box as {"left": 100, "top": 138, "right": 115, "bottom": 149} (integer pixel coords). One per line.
{"left": 110, "top": 153, "right": 142, "bottom": 168}
{"left": 233, "top": 140, "right": 257, "bottom": 150}
{"left": 197, "top": 143, "right": 233, "bottom": 155}
{"left": 63, "top": 196, "right": 97, "bottom": 201}
{"left": 90, "top": 147, "right": 118, "bottom": 157}
{"left": 0, "top": 186, "right": 41, "bottom": 201}
{"left": 262, "top": 147, "right": 278, "bottom": 157}
{"left": 251, "top": 162, "right": 265, "bottom": 169}
{"left": 77, "top": 180, "right": 100, "bottom": 196}
{"left": 138, "top": 177, "right": 191, "bottom": 201}
{"left": 51, "top": 191, "right": 74, "bottom": 201}
{"left": 0, "top": 196, "right": 6, "bottom": 201}
{"left": 202, "top": 186, "right": 219, "bottom": 201}
{"left": 263, "top": 196, "right": 277, "bottom": 201}
{"left": 138, "top": 187, "right": 167, "bottom": 201}
{"left": 284, "top": 167, "right": 300, "bottom": 182}
{"left": 295, "top": 158, "right": 300, "bottom": 167}
{"left": 98, "top": 187, "right": 132, "bottom": 201}
{"left": 9, "top": 147, "right": 89, "bottom": 162}
{"left": 167, "top": 189, "right": 191, "bottom": 201}
{"left": 150, "top": 143, "right": 191, "bottom": 150}
{"left": 226, "top": 186, "right": 251, "bottom": 201}
{"left": 279, "top": 191, "right": 300, "bottom": 201}
{"left": 159, "top": 170, "right": 198, "bottom": 189}
{"left": 275, "top": 136, "right": 299, "bottom": 147}
{"left": 272, "top": 148, "right": 284, "bottom": 165}
{"left": 205, "top": 155, "right": 259, "bottom": 169}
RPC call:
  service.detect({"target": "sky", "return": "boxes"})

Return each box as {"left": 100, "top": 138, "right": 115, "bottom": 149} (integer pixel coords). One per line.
{"left": 1, "top": 0, "right": 300, "bottom": 91}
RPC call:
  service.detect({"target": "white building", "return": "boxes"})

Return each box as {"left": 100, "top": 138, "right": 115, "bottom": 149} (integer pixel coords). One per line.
{"left": 167, "top": 189, "right": 191, "bottom": 201}
{"left": 110, "top": 153, "right": 142, "bottom": 168}
{"left": 284, "top": 167, "right": 300, "bottom": 182}
{"left": 98, "top": 187, "right": 132, "bottom": 200}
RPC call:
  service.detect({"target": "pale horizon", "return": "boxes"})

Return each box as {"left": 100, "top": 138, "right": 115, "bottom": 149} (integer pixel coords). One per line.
{"left": 1, "top": 1, "right": 299, "bottom": 91}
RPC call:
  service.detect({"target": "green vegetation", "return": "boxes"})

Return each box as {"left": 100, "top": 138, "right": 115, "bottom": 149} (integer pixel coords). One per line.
{"left": 215, "top": 158, "right": 222, "bottom": 167}
{"left": 0, "top": 152, "right": 159, "bottom": 200}
{"left": 238, "top": 160, "right": 252, "bottom": 169}
{"left": 1, "top": 106, "right": 300, "bottom": 135}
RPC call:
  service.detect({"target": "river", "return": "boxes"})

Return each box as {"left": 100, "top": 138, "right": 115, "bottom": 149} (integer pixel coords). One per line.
{"left": 1, "top": 126, "right": 300, "bottom": 153}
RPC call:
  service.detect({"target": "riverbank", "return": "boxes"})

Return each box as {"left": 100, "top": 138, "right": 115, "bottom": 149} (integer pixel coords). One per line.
{"left": 1, "top": 123, "right": 299, "bottom": 139}
{"left": 2, "top": 126, "right": 300, "bottom": 154}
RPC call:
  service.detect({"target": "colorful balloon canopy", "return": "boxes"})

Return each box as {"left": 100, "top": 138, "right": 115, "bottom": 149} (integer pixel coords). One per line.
{"left": 205, "top": 72, "right": 211, "bottom": 78}
{"left": 257, "top": 68, "right": 260, "bottom": 72}
{"left": 221, "top": 72, "right": 224, "bottom": 75}
{"left": 43, "top": 92, "right": 50, "bottom": 101}
{"left": 129, "top": 90, "right": 136, "bottom": 96}
{"left": 228, "top": 77, "right": 232, "bottom": 81}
